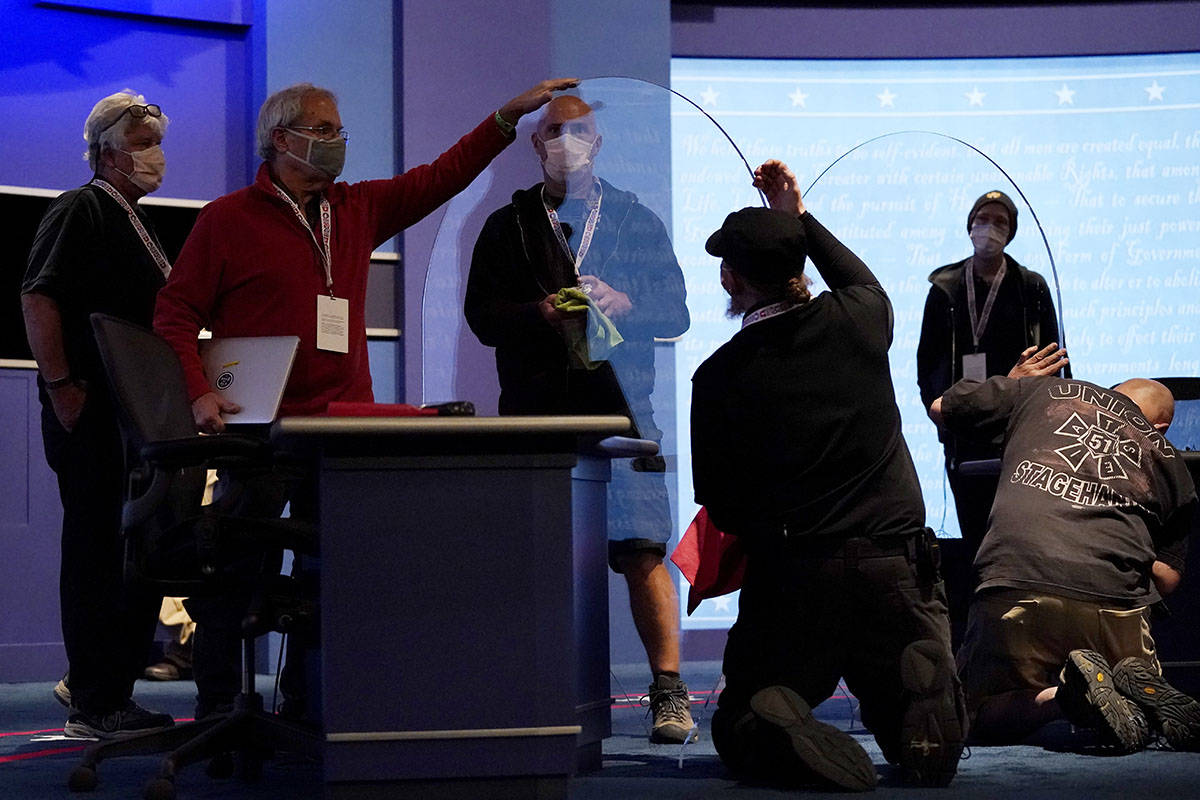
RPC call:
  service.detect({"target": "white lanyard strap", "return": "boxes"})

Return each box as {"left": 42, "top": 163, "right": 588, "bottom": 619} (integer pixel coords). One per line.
{"left": 543, "top": 180, "right": 602, "bottom": 279}
{"left": 91, "top": 180, "right": 171, "bottom": 279}
{"left": 965, "top": 257, "right": 1008, "bottom": 350}
{"left": 272, "top": 182, "right": 333, "bottom": 292}
{"left": 741, "top": 300, "right": 799, "bottom": 329}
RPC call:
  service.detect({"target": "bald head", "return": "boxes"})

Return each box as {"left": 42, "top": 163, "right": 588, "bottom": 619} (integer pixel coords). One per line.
{"left": 1115, "top": 378, "right": 1175, "bottom": 431}
{"left": 533, "top": 95, "right": 600, "bottom": 197}
{"left": 536, "top": 96, "right": 594, "bottom": 137}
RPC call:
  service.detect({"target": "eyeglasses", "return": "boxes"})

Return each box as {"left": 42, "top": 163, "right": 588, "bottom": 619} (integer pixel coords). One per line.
{"left": 285, "top": 125, "right": 349, "bottom": 142}
{"left": 98, "top": 104, "right": 162, "bottom": 135}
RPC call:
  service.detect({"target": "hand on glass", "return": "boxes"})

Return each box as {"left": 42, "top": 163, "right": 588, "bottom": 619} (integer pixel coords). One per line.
{"left": 1008, "top": 343, "right": 1068, "bottom": 379}
{"left": 753, "top": 159, "right": 806, "bottom": 216}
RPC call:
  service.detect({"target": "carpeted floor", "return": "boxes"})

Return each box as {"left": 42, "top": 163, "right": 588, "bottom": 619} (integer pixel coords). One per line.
{"left": 2, "top": 662, "right": 1196, "bottom": 799}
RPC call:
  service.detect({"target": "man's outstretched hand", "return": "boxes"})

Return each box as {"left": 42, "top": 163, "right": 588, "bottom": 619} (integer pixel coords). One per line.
{"left": 753, "top": 159, "right": 806, "bottom": 217}
{"left": 498, "top": 78, "right": 581, "bottom": 126}
{"left": 1008, "top": 343, "right": 1068, "bottom": 379}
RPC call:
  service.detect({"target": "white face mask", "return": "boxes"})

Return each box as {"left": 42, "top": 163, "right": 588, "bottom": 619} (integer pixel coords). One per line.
{"left": 970, "top": 222, "right": 1006, "bottom": 258}
{"left": 117, "top": 144, "right": 166, "bottom": 193}
{"left": 539, "top": 132, "right": 596, "bottom": 183}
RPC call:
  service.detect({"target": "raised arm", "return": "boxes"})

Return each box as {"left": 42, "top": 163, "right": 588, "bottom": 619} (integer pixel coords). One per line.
{"left": 753, "top": 159, "right": 877, "bottom": 290}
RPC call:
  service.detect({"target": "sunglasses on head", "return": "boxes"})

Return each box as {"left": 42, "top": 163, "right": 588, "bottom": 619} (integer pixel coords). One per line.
{"left": 99, "top": 103, "right": 162, "bottom": 135}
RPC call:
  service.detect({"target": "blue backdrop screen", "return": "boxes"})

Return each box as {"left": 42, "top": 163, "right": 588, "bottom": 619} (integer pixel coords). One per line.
{"left": 670, "top": 52, "right": 1200, "bottom": 628}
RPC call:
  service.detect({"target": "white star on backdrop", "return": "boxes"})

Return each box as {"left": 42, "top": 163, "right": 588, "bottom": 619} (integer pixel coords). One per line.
{"left": 712, "top": 595, "right": 733, "bottom": 613}
{"left": 699, "top": 85, "right": 719, "bottom": 107}
{"left": 965, "top": 86, "right": 986, "bottom": 107}
{"left": 876, "top": 88, "right": 897, "bottom": 108}
{"left": 1055, "top": 83, "right": 1076, "bottom": 105}
{"left": 1145, "top": 80, "right": 1166, "bottom": 101}
{"left": 788, "top": 86, "right": 809, "bottom": 108}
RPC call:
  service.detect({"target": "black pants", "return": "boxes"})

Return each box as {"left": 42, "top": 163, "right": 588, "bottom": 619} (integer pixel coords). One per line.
{"left": 946, "top": 461, "right": 999, "bottom": 552}
{"left": 711, "top": 533, "right": 960, "bottom": 774}
{"left": 944, "top": 460, "right": 1000, "bottom": 649}
{"left": 186, "top": 459, "right": 312, "bottom": 713}
{"left": 40, "top": 391, "right": 160, "bottom": 715}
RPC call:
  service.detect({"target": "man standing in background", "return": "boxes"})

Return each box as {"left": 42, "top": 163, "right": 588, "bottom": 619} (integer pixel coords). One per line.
{"left": 22, "top": 90, "right": 175, "bottom": 739}
{"left": 917, "top": 190, "right": 1065, "bottom": 549}
{"left": 466, "top": 96, "right": 695, "bottom": 743}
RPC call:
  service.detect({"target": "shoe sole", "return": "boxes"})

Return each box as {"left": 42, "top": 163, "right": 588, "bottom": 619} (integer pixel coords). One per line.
{"left": 750, "top": 685, "right": 876, "bottom": 792}
{"left": 650, "top": 724, "right": 699, "bottom": 744}
{"left": 1061, "top": 650, "right": 1147, "bottom": 752}
{"left": 899, "top": 640, "right": 965, "bottom": 787}
{"left": 64, "top": 719, "right": 174, "bottom": 740}
{"left": 54, "top": 680, "right": 72, "bottom": 710}
{"left": 1113, "top": 658, "right": 1200, "bottom": 751}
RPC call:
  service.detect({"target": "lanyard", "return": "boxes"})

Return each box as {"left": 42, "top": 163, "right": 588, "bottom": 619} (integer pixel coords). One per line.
{"left": 91, "top": 180, "right": 171, "bottom": 279}
{"left": 965, "top": 257, "right": 1008, "bottom": 350}
{"left": 543, "top": 180, "right": 602, "bottom": 280}
{"left": 741, "top": 300, "right": 799, "bottom": 329}
{"left": 272, "top": 182, "right": 333, "bottom": 293}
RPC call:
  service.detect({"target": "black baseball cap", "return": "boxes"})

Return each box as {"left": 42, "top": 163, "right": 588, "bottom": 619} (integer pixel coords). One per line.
{"left": 967, "top": 190, "right": 1018, "bottom": 243}
{"left": 705, "top": 207, "right": 807, "bottom": 283}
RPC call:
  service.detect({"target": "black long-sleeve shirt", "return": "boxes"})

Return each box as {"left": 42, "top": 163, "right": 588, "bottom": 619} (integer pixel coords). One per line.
{"left": 691, "top": 212, "right": 925, "bottom": 540}
{"left": 916, "top": 255, "right": 1062, "bottom": 459}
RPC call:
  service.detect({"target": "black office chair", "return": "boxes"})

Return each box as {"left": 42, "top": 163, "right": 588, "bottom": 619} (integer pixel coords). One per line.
{"left": 68, "top": 314, "right": 320, "bottom": 800}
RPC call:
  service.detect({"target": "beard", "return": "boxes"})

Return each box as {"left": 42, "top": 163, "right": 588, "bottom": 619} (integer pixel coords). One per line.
{"left": 726, "top": 293, "right": 752, "bottom": 319}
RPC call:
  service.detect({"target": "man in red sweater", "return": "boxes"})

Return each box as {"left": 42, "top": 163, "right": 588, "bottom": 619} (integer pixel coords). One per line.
{"left": 157, "top": 78, "right": 575, "bottom": 428}
{"left": 153, "top": 78, "right": 575, "bottom": 717}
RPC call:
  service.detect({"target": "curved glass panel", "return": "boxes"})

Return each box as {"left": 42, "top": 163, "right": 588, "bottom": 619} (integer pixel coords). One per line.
{"left": 799, "top": 132, "right": 1062, "bottom": 540}
{"left": 420, "top": 75, "right": 759, "bottom": 628}
{"left": 421, "top": 76, "right": 759, "bottom": 409}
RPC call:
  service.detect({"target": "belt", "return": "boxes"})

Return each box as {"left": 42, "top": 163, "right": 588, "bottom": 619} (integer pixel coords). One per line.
{"left": 747, "top": 532, "right": 913, "bottom": 559}
{"left": 745, "top": 528, "right": 942, "bottom": 582}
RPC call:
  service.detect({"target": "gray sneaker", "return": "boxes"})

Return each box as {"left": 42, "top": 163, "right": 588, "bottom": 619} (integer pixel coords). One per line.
{"left": 645, "top": 675, "right": 698, "bottom": 744}
{"left": 1058, "top": 649, "right": 1150, "bottom": 753}
{"left": 54, "top": 674, "right": 74, "bottom": 711}
{"left": 749, "top": 685, "right": 877, "bottom": 792}
{"left": 1112, "top": 656, "right": 1200, "bottom": 751}
{"left": 64, "top": 700, "right": 175, "bottom": 740}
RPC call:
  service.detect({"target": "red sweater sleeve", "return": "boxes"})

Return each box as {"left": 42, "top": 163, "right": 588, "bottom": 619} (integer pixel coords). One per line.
{"left": 360, "top": 115, "right": 512, "bottom": 247}
{"left": 154, "top": 204, "right": 224, "bottom": 401}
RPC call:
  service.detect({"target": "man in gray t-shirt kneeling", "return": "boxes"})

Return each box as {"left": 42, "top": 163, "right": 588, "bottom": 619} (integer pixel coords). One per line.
{"left": 931, "top": 374, "right": 1199, "bottom": 751}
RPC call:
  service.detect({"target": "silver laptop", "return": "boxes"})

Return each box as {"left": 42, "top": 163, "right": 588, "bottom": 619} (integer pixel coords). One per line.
{"left": 199, "top": 336, "right": 299, "bottom": 424}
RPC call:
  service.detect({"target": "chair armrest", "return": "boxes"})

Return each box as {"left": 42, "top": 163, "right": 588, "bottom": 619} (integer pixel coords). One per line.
{"left": 140, "top": 434, "right": 272, "bottom": 469}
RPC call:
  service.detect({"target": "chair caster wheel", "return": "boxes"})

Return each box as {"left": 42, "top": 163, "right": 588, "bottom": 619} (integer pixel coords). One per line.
{"left": 206, "top": 751, "right": 234, "bottom": 779}
{"left": 143, "top": 776, "right": 176, "bottom": 800}
{"left": 68, "top": 764, "right": 98, "bottom": 792}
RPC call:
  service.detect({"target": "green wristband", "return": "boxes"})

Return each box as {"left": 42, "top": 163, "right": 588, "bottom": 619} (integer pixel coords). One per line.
{"left": 494, "top": 110, "right": 516, "bottom": 137}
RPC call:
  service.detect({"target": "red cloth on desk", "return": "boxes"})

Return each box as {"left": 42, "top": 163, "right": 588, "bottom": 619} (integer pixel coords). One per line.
{"left": 323, "top": 402, "right": 437, "bottom": 417}
{"left": 670, "top": 506, "right": 746, "bottom": 615}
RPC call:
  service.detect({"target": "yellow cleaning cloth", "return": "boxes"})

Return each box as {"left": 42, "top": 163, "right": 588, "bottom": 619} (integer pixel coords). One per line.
{"left": 554, "top": 286, "right": 623, "bottom": 369}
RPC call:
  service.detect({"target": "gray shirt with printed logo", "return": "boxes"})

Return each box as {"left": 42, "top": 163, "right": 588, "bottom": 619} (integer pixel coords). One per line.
{"left": 942, "top": 376, "right": 1195, "bottom": 606}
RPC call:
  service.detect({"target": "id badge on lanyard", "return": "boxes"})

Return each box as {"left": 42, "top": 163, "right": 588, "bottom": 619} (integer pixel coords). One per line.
{"left": 92, "top": 179, "right": 172, "bottom": 278}
{"left": 544, "top": 180, "right": 602, "bottom": 281}
{"left": 963, "top": 258, "right": 1007, "bottom": 382}
{"left": 273, "top": 183, "right": 347, "bottom": 353}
